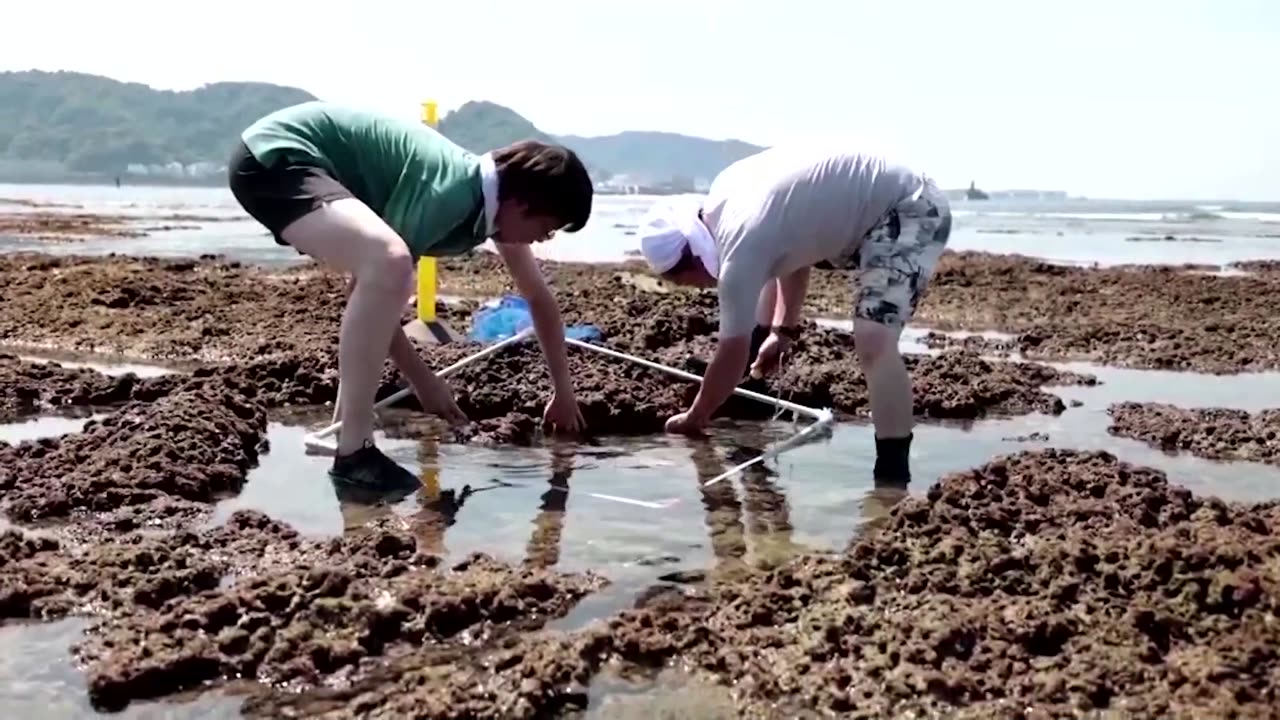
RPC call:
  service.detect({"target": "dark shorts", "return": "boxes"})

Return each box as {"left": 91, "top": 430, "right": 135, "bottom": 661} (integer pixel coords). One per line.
{"left": 226, "top": 141, "right": 354, "bottom": 246}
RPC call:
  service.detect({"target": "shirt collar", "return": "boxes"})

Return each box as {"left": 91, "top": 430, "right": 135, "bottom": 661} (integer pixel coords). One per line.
{"left": 478, "top": 152, "right": 499, "bottom": 237}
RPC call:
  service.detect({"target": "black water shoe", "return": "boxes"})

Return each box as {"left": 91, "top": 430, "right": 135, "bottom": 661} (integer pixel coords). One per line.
{"left": 872, "top": 433, "right": 913, "bottom": 483}
{"left": 329, "top": 440, "right": 421, "bottom": 492}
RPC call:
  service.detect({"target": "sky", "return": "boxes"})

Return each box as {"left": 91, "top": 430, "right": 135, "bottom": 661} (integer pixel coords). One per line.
{"left": 2, "top": 0, "right": 1276, "bottom": 201}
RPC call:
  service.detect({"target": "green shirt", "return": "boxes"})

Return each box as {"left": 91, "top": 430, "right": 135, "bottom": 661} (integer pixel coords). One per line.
{"left": 240, "top": 101, "right": 489, "bottom": 258}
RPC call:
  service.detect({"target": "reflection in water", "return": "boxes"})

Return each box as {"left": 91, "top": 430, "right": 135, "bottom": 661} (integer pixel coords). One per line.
{"left": 856, "top": 479, "right": 911, "bottom": 538}
{"left": 524, "top": 441, "right": 574, "bottom": 569}
{"left": 690, "top": 440, "right": 748, "bottom": 575}
{"left": 690, "top": 424, "right": 810, "bottom": 577}
{"left": 328, "top": 425, "right": 820, "bottom": 582}
{"left": 334, "top": 434, "right": 479, "bottom": 553}
{"left": 332, "top": 432, "right": 576, "bottom": 570}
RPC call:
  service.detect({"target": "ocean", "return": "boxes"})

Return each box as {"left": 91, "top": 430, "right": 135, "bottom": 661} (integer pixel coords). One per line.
{"left": 1, "top": 182, "right": 1279, "bottom": 270}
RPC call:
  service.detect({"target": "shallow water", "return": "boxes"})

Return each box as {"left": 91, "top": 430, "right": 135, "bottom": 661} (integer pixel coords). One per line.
{"left": 4, "top": 331, "right": 1280, "bottom": 716}
{"left": 13, "top": 352, "right": 181, "bottom": 378}
{"left": 201, "top": 360, "right": 1280, "bottom": 580}
{"left": 0, "top": 619, "right": 247, "bottom": 719}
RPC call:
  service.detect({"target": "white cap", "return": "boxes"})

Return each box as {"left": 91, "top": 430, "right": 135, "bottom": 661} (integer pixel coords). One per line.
{"left": 637, "top": 196, "right": 719, "bottom": 278}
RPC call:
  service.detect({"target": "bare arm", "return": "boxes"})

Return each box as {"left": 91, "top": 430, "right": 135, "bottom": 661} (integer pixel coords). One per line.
{"left": 755, "top": 280, "right": 779, "bottom": 326}
{"left": 685, "top": 333, "right": 752, "bottom": 425}
{"left": 683, "top": 262, "right": 770, "bottom": 425}
{"left": 389, "top": 326, "right": 432, "bottom": 382}
{"left": 494, "top": 243, "right": 575, "bottom": 396}
{"left": 772, "top": 267, "right": 810, "bottom": 327}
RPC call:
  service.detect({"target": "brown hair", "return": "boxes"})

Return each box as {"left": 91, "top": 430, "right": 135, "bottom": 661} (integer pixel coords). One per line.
{"left": 662, "top": 245, "right": 701, "bottom": 278}
{"left": 491, "top": 140, "right": 593, "bottom": 232}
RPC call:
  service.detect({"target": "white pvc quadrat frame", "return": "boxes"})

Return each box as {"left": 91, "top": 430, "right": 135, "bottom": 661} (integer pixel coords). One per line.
{"left": 302, "top": 328, "right": 836, "bottom": 508}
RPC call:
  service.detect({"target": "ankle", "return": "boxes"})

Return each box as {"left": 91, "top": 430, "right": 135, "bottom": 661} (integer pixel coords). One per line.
{"left": 336, "top": 438, "right": 375, "bottom": 459}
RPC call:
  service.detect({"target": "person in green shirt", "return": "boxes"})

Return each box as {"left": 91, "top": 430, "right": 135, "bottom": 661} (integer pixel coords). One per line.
{"left": 228, "top": 101, "right": 592, "bottom": 490}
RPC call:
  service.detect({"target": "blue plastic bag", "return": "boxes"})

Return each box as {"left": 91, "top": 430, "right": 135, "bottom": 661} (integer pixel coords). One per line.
{"left": 470, "top": 294, "right": 602, "bottom": 343}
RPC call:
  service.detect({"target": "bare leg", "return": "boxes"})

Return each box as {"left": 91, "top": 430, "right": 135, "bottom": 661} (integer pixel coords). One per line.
{"left": 854, "top": 320, "right": 912, "bottom": 438}
{"left": 850, "top": 181, "right": 952, "bottom": 482}
{"left": 280, "top": 198, "right": 414, "bottom": 456}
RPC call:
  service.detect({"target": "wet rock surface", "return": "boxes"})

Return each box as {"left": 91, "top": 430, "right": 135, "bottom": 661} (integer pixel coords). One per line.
{"left": 451, "top": 412, "right": 542, "bottom": 446}
{"left": 0, "top": 353, "right": 143, "bottom": 421}
{"left": 901, "top": 251, "right": 1280, "bottom": 373}
{"left": 2, "top": 248, "right": 1279, "bottom": 717}
{"left": 1230, "top": 259, "right": 1280, "bottom": 274}
{"left": 0, "top": 211, "right": 148, "bottom": 241}
{"left": 239, "top": 450, "right": 1280, "bottom": 719}
{"left": 5, "top": 249, "right": 1275, "bottom": 377}
{"left": 0, "top": 253, "right": 1092, "bottom": 436}
{"left": 1109, "top": 402, "right": 1280, "bottom": 466}
{"left": 595, "top": 449, "right": 1280, "bottom": 719}
{"left": 78, "top": 538, "right": 606, "bottom": 712}
{"left": 0, "top": 379, "right": 267, "bottom": 523}
{"left": 0, "top": 207, "right": 234, "bottom": 242}
{"left": 0, "top": 510, "right": 303, "bottom": 623}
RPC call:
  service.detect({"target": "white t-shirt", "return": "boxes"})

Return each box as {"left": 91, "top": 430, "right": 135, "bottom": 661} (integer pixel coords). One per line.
{"left": 703, "top": 146, "right": 923, "bottom": 338}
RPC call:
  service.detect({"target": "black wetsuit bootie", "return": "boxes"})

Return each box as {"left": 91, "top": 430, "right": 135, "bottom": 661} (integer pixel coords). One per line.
{"left": 873, "top": 433, "right": 913, "bottom": 484}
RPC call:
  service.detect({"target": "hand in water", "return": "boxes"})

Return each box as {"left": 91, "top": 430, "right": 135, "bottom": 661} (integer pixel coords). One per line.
{"left": 664, "top": 411, "right": 707, "bottom": 436}
{"left": 749, "top": 332, "right": 793, "bottom": 379}
{"left": 411, "top": 372, "right": 469, "bottom": 426}
{"left": 543, "top": 391, "right": 585, "bottom": 434}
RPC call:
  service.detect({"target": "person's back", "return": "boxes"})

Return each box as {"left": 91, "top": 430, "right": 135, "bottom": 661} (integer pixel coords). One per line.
{"left": 706, "top": 145, "right": 924, "bottom": 275}
{"left": 241, "top": 101, "right": 485, "bottom": 257}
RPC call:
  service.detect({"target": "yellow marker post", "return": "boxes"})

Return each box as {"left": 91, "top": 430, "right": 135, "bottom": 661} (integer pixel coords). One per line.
{"left": 402, "top": 98, "right": 462, "bottom": 344}
{"left": 417, "top": 252, "right": 438, "bottom": 323}
{"left": 418, "top": 100, "right": 440, "bottom": 324}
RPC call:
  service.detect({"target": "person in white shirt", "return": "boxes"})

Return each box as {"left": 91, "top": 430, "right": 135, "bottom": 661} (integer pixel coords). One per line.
{"left": 636, "top": 146, "right": 952, "bottom": 483}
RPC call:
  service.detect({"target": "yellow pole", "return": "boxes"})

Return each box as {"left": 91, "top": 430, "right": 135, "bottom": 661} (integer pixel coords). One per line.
{"left": 416, "top": 99, "right": 445, "bottom": 497}
{"left": 417, "top": 100, "right": 440, "bottom": 323}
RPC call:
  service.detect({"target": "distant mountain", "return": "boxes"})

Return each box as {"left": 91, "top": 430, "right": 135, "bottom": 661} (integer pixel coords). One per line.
{"left": 436, "top": 100, "right": 559, "bottom": 154}
{"left": 0, "top": 70, "right": 316, "bottom": 181}
{"left": 557, "top": 131, "right": 764, "bottom": 183}
{"left": 438, "top": 102, "right": 764, "bottom": 183}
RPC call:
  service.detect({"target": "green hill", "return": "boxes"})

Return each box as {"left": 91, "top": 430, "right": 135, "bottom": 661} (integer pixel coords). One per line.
{"left": 0, "top": 70, "right": 316, "bottom": 182}
{"left": 437, "top": 102, "right": 765, "bottom": 183}
{"left": 0, "top": 70, "right": 762, "bottom": 186}
{"left": 557, "top": 131, "right": 763, "bottom": 184}
{"left": 436, "top": 100, "right": 558, "bottom": 154}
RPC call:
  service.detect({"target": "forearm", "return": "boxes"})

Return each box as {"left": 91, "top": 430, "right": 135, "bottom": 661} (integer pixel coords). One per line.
{"left": 755, "top": 280, "right": 779, "bottom": 326}
{"left": 772, "top": 267, "right": 810, "bottom": 326}
{"left": 389, "top": 327, "right": 433, "bottom": 383}
{"left": 527, "top": 290, "right": 575, "bottom": 394}
{"left": 687, "top": 338, "right": 750, "bottom": 423}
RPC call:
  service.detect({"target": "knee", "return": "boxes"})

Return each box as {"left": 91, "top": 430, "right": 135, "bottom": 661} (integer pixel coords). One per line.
{"left": 358, "top": 241, "right": 414, "bottom": 296}
{"left": 854, "top": 319, "right": 900, "bottom": 368}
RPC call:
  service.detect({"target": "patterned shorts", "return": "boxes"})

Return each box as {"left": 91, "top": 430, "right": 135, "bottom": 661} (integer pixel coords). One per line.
{"left": 823, "top": 178, "right": 952, "bottom": 329}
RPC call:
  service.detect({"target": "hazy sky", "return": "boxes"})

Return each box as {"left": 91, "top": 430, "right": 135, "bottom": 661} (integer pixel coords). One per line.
{"left": 3, "top": 0, "right": 1275, "bottom": 200}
